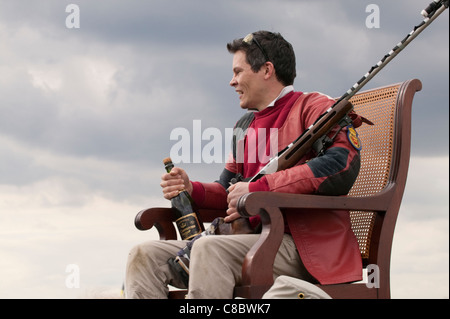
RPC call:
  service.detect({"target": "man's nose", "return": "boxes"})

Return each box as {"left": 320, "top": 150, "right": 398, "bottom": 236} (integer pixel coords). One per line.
{"left": 229, "top": 76, "right": 237, "bottom": 87}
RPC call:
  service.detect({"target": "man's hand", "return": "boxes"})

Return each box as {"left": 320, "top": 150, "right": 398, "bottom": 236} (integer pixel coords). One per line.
{"left": 160, "top": 167, "right": 193, "bottom": 200}
{"left": 225, "top": 182, "right": 250, "bottom": 223}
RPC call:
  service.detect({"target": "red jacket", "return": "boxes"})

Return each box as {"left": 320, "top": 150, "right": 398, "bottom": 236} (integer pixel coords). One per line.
{"left": 191, "top": 91, "right": 363, "bottom": 285}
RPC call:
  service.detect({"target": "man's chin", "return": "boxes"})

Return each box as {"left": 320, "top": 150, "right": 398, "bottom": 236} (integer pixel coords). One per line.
{"left": 240, "top": 105, "right": 258, "bottom": 111}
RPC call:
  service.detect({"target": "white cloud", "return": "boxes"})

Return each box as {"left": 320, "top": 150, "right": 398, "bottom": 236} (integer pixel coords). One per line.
{"left": 390, "top": 156, "right": 449, "bottom": 298}
{"left": 391, "top": 217, "right": 449, "bottom": 298}
{"left": 0, "top": 179, "right": 165, "bottom": 298}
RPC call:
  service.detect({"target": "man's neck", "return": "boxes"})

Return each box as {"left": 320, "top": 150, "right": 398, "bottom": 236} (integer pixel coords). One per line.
{"left": 256, "top": 85, "right": 294, "bottom": 112}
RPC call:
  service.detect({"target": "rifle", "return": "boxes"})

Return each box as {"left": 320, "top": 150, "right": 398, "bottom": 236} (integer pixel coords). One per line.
{"left": 235, "top": 0, "right": 448, "bottom": 184}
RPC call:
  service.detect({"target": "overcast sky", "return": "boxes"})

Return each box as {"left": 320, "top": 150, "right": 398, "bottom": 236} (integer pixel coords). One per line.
{"left": 0, "top": 0, "right": 448, "bottom": 299}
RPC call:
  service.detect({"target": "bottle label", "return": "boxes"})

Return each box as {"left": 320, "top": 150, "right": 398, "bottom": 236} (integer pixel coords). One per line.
{"left": 175, "top": 213, "right": 202, "bottom": 240}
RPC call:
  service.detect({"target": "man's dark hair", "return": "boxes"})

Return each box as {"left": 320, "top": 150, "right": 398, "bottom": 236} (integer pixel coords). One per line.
{"left": 227, "top": 31, "right": 296, "bottom": 86}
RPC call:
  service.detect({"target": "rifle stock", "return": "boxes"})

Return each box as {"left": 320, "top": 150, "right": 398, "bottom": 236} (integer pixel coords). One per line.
{"left": 279, "top": 99, "right": 353, "bottom": 170}
{"left": 248, "top": 99, "right": 354, "bottom": 182}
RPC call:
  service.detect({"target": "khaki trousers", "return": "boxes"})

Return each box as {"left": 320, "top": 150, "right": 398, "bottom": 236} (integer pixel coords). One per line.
{"left": 125, "top": 233, "right": 314, "bottom": 299}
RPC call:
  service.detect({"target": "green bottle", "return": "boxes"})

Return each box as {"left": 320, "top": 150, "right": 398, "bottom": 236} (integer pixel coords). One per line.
{"left": 163, "top": 157, "right": 204, "bottom": 240}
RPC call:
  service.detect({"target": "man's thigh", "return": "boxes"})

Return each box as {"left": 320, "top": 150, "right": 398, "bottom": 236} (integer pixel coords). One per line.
{"left": 187, "top": 234, "right": 259, "bottom": 298}
{"left": 187, "top": 233, "right": 308, "bottom": 298}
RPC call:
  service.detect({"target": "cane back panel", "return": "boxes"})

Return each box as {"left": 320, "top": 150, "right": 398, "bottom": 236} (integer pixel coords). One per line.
{"left": 347, "top": 84, "right": 401, "bottom": 260}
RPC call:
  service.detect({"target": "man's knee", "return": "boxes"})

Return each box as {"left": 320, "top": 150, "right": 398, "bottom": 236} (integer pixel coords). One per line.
{"left": 190, "top": 235, "right": 222, "bottom": 258}
{"left": 127, "top": 241, "right": 163, "bottom": 269}
{"left": 127, "top": 243, "right": 150, "bottom": 271}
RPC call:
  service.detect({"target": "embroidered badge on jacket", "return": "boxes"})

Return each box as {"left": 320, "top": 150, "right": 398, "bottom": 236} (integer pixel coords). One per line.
{"left": 347, "top": 125, "right": 362, "bottom": 150}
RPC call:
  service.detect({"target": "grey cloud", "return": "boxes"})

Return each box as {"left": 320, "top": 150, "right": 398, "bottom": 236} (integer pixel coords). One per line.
{"left": 1, "top": 0, "right": 448, "bottom": 184}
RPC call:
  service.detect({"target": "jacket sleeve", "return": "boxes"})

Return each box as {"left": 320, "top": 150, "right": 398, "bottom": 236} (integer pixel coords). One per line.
{"left": 190, "top": 180, "right": 228, "bottom": 210}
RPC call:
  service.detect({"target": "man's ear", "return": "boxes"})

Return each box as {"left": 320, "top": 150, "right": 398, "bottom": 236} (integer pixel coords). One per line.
{"left": 263, "top": 62, "right": 276, "bottom": 79}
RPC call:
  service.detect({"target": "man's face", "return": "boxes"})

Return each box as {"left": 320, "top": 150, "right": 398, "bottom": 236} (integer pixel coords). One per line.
{"left": 229, "top": 51, "right": 266, "bottom": 111}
